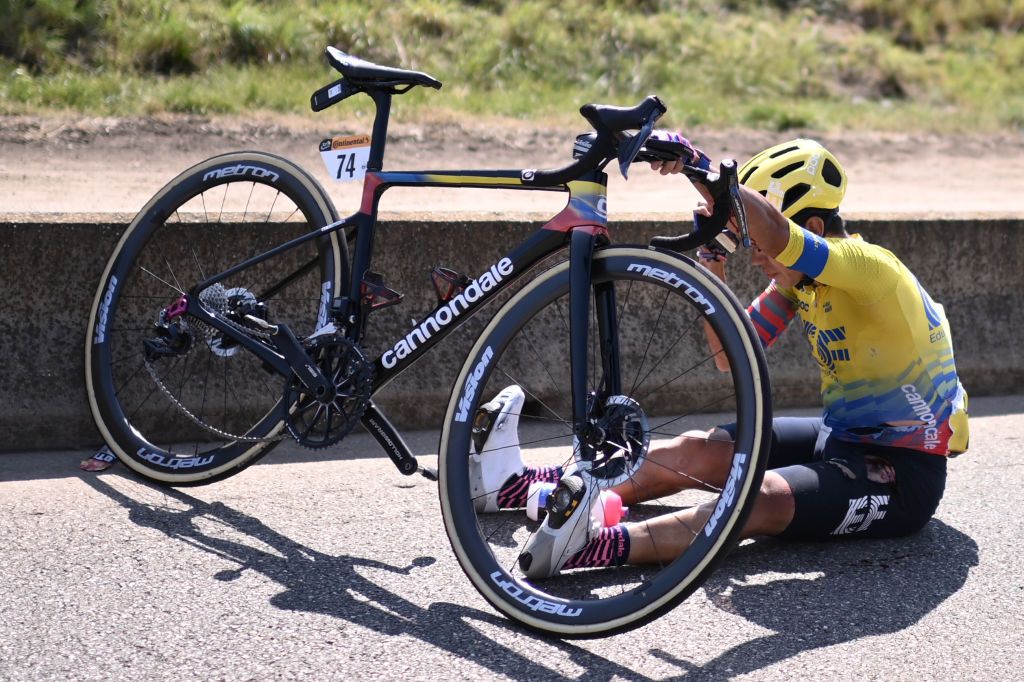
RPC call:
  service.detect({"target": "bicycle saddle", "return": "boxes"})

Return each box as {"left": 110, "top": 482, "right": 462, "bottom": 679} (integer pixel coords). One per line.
{"left": 325, "top": 47, "right": 442, "bottom": 90}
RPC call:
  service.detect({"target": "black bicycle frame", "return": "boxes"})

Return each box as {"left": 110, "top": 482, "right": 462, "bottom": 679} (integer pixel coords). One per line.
{"left": 183, "top": 90, "right": 623, "bottom": 474}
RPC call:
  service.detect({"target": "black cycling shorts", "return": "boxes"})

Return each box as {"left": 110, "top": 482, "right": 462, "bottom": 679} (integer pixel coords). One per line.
{"left": 717, "top": 417, "right": 947, "bottom": 541}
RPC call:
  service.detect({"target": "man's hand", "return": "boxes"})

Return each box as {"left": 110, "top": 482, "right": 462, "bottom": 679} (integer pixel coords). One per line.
{"left": 693, "top": 203, "right": 730, "bottom": 278}
{"left": 646, "top": 130, "right": 710, "bottom": 175}
{"left": 651, "top": 157, "right": 685, "bottom": 176}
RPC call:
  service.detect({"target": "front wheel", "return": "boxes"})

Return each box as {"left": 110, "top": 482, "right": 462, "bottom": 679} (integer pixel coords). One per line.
{"left": 439, "top": 246, "right": 771, "bottom": 637}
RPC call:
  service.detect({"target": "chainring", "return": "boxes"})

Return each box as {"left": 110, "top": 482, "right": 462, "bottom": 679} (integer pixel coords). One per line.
{"left": 282, "top": 334, "right": 374, "bottom": 449}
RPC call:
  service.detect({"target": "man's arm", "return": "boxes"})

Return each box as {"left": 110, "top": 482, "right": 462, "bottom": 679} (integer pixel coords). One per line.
{"left": 698, "top": 258, "right": 731, "bottom": 372}
{"left": 654, "top": 156, "right": 792, "bottom": 257}
{"left": 733, "top": 185, "right": 792, "bottom": 258}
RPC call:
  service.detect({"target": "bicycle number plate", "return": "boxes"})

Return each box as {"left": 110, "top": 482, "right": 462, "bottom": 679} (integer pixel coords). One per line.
{"left": 319, "top": 135, "right": 371, "bottom": 182}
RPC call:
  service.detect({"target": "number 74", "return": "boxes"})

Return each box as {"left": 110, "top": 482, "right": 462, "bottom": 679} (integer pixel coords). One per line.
{"left": 336, "top": 153, "right": 358, "bottom": 179}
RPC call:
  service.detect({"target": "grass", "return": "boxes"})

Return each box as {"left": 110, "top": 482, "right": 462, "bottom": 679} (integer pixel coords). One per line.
{"left": 1, "top": 0, "right": 1022, "bottom": 133}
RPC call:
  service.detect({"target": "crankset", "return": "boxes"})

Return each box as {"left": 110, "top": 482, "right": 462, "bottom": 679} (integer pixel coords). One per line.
{"left": 282, "top": 333, "right": 374, "bottom": 449}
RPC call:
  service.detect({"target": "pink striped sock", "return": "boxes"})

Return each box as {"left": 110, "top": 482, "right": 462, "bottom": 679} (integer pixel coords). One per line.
{"left": 562, "top": 524, "right": 631, "bottom": 570}
{"left": 496, "top": 466, "right": 562, "bottom": 509}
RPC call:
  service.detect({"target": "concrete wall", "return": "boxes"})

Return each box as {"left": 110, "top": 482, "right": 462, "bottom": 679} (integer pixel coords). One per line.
{"left": 1, "top": 213, "right": 1020, "bottom": 452}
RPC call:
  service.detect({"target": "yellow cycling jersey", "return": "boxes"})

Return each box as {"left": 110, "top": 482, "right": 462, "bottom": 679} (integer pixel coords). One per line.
{"left": 769, "top": 220, "right": 969, "bottom": 455}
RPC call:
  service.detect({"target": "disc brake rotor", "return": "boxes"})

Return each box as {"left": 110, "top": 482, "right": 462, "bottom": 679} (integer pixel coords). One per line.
{"left": 579, "top": 395, "right": 651, "bottom": 488}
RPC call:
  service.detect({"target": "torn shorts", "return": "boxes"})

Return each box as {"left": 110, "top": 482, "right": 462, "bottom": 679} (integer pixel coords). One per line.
{"left": 717, "top": 417, "right": 947, "bottom": 540}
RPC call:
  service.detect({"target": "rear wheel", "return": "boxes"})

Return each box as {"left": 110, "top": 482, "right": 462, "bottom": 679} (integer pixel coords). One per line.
{"left": 86, "top": 151, "right": 347, "bottom": 485}
{"left": 439, "top": 246, "right": 771, "bottom": 637}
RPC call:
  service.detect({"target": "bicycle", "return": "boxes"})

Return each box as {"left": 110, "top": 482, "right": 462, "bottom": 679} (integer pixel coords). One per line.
{"left": 85, "top": 47, "right": 772, "bottom": 637}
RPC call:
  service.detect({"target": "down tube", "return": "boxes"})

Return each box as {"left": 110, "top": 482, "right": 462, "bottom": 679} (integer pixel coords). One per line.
{"left": 369, "top": 226, "right": 568, "bottom": 390}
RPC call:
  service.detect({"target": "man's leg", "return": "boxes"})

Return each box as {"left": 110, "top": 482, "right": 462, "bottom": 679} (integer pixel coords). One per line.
{"left": 612, "top": 428, "right": 737, "bottom": 505}
{"left": 624, "top": 470, "right": 795, "bottom": 565}
{"left": 550, "top": 418, "right": 823, "bottom": 575}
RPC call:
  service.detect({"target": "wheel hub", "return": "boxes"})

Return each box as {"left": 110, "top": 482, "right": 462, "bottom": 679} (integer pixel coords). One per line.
{"left": 578, "top": 394, "right": 651, "bottom": 488}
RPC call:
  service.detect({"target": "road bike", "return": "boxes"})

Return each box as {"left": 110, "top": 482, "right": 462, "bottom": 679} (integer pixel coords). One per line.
{"left": 85, "top": 47, "right": 772, "bottom": 637}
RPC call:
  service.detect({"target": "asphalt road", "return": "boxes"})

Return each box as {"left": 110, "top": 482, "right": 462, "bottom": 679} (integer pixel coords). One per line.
{"left": 2, "top": 396, "right": 1021, "bottom": 681}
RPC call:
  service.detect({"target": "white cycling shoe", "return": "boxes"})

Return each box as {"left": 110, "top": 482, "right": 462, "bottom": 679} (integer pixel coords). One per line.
{"left": 518, "top": 465, "right": 602, "bottom": 580}
{"left": 468, "top": 385, "right": 526, "bottom": 513}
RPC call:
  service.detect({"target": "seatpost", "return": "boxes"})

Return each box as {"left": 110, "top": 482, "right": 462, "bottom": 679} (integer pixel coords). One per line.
{"left": 367, "top": 91, "right": 392, "bottom": 171}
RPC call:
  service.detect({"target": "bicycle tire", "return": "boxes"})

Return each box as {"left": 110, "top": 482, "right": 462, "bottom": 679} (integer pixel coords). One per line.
{"left": 439, "top": 246, "right": 771, "bottom": 637}
{"left": 86, "top": 151, "right": 347, "bottom": 485}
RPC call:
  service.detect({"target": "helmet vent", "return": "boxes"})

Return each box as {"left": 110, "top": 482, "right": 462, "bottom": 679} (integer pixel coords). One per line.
{"left": 782, "top": 183, "right": 811, "bottom": 212}
{"left": 769, "top": 145, "right": 800, "bottom": 158}
{"left": 740, "top": 165, "right": 758, "bottom": 184}
{"left": 822, "top": 159, "right": 842, "bottom": 187}
{"left": 771, "top": 161, "right": 804, "bottom": 179}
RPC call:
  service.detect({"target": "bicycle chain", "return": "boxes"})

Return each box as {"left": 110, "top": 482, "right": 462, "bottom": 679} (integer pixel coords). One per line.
{"left": 146, "top": 294, "right": 284, "bottom": 444}
{"left": 148, "top": 285, "right": 343, "bottom": 444}
{"left": 144, "top": 357, "right": 287, "bottom": 444}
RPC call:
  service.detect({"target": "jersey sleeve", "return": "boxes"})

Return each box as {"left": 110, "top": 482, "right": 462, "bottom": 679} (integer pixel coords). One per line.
{"left": 774, "top": 220, "right": 900, "bottom": 304}
{"left": 747, "top": 282, "right": 797, "bottom": 348}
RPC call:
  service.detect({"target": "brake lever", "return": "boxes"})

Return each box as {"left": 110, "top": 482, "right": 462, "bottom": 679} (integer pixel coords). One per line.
{"left": 648, "top": 159, "right": 751, "bottom": 254}
{"left": 721, "top": 159, "right": 751, "bottom": 248}
{"left": 617, "top": 113, "right": 661, "bottom": 180}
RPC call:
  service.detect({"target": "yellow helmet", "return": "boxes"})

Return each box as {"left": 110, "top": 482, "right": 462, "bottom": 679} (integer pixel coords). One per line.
{"left": 738, "top": 139, "right": 846, "bottom": 219}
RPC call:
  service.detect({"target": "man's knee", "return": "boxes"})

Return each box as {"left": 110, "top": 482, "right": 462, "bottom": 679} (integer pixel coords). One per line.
{"left": 743, "top": 472, "right": 796, "bottom": 537}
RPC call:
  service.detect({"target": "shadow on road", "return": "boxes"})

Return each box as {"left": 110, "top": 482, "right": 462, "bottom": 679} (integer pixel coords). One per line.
{"left": 81, "top": 473, "right": 654, "bottom": 681}
{"left": 652, "top": 519, "right": 978, "bottom": 679}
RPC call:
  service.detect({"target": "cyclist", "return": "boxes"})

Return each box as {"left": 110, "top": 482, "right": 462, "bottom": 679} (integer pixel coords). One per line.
{"left": 471, "top": 138, "right": 970, "bottom": 579}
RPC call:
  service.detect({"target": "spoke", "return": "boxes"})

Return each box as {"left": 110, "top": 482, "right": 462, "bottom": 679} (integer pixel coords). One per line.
{"left": 507, "top": 322, "right": 566, "bottom": 419}
{"left": 112, "top": 356, "right": 149, "bottom": 397}
{"left": 122, "top": 356, "right": 185, "bottom": 421}
{"left": 242, "top": 182, "right": 256, "bottom": 223}
{"left": 631, "top": 310, "right": 703, "bottom": 397}
{"left": 163, "top": 255, "right": 184, "bottom": 294}
{"left": 190, "top": 243, "right": 207, "bottom": 281}
{"left": 218, "top": 183, "right": 229, "bottom": 223}
{"left": 647, "top": 391, "right": 738, "bottom": 435}
{"left": 265, "top": 191, "right": 280, "bottom": 223}
{"left": 635, "top": 351, "right": 721, "bottom": 405}
{"left": 474, "top": 429, "right": 574, "bottom": 456}
{"left": 196, "top": 350, "right": 215, "bottom": 455}
{"left": 138, "top": 266, "right": 185, "bottom": 295}
{"left": 629, "top": 288, "right": 671, "bottom": 395}
{"left": 494, "top": 366, "right": 569, "bottom": 429}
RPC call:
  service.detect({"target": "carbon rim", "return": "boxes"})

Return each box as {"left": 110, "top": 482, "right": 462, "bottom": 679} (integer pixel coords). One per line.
{"left": 440, "top": 248, "right": 770, "bottom": 636}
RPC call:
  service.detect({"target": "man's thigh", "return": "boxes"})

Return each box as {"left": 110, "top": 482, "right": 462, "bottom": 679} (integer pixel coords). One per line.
{"left": 772, "top": 439, "right": 947, "bottom": 540}
{"left": 716, "top": 416, "right": 825, "bottom": 469}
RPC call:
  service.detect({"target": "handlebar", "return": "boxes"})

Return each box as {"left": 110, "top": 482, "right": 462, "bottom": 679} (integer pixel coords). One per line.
{"left": 313, "top": 61, "right": 747, "bottom": 255}
{"left": 527, "top": 95, "right": 751, "bottom": 254}
{"left": 524, "top": 96, "right": 667, "bottom": 187}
